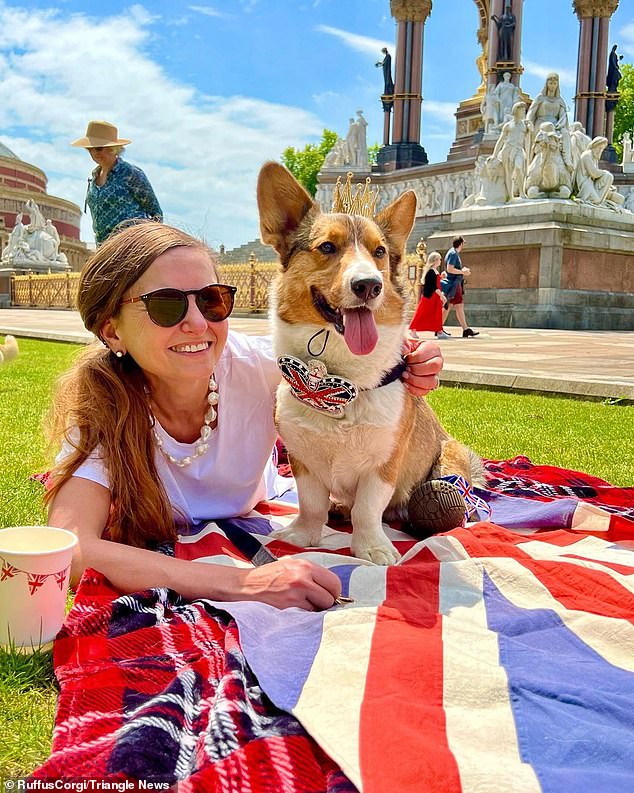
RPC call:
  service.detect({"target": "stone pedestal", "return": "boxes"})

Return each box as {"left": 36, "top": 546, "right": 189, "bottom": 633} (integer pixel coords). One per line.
{"left": 427, "top": 200, "right": 634, "bottom": 330}
{"left": 377, "top": 143, "right": 428, "bottom": 170}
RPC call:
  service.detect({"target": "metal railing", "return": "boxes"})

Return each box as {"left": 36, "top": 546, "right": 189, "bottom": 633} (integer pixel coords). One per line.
{"left": 10, "top": 252, "right": 420, "bottom": 311}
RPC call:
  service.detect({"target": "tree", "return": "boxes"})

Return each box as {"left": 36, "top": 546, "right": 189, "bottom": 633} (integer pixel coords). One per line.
{"left": 613, "top": 62, "right": 634, "bottom": 160}
{"left": 281, "top": 129, "right": 338, "bottom": 196}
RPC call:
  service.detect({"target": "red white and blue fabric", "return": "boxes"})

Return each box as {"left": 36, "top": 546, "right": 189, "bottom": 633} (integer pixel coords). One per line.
{"left": 441, "top": 473, "right": 493, "bottom": 522}
{"left": 32, "top": 458, "right": 634, "bottom": 792}
{"left": 278, "top": 355, "right": 358, "bottom": 415}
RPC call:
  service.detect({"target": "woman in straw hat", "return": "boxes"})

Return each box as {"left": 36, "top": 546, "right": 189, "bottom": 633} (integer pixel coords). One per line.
{"left": 72, "top": 120, "right": 163, "bottom": 245}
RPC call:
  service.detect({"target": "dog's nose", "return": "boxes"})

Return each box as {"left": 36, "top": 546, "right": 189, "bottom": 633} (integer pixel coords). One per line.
{"left": 350, "top": 276, "right": 382, "bottom": 302}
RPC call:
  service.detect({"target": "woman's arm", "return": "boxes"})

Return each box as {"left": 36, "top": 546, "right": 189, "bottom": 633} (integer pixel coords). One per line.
{"left": 48, "top": 476, "right": 340, "bottom": 610}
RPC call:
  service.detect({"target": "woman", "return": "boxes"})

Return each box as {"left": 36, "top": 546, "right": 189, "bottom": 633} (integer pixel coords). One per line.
{"left": 46, "top": 222, "right": 444, "bottom": 611}
{"left": 72, "top": 120, "right": 163, "bottom": 245}
{"left": 409, "top": 251, "right": 449, "bottom": 340}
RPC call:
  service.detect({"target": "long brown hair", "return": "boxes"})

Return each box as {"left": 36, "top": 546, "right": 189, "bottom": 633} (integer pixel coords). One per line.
{"left": 45, "top": 222, "right": 216, "bottom": 548}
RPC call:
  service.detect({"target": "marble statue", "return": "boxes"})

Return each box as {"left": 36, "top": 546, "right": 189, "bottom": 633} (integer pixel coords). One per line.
{"left": 622, "top": 132, "right": 632, "bottom": 165}
{"left": 491, "top": 3, "right": 516, "bottom": 63}
{"left": 606, "top": 44, "right": 623, "bottom": 94}
{"left": 493, "top": 102, "right": 530, "bottom": 200}
{"left": 474, "top": 155, "right": 507, "bottom": 206}
{"left": 575, "top": 136, "right": 625, "bottom": 209}
{"left": 345, "top": 110, "right": 369, "bottom": 169}
{"left": 494, "top": 72, "right": 520, "bottom": 126}
{"left": 526, "top": 73, "right": 569, "bottom": 134}
{"left": 481, "top": 87, "right": 499, "bottom": 135}
{"left": 525, "top": 73, "right": 573, "bottom": 196}
{"left": 375, "top": 48, "right": 394, "bottom": 96}
{"left": 569, "top": 121, "right": 592, "bottom": 170}
{"left": 1, "top": 200, "right": 67, "bottom": 267}
{"left": 323, "top": 137, "right": 351, "bottom": 169}
{"left": 525, "top": 122, "right": 573, "bottom": 199}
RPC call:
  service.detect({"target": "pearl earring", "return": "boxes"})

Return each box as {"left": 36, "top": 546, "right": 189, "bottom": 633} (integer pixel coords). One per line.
{"left": 115, "top": 351, "right": 124, "bottom": 358}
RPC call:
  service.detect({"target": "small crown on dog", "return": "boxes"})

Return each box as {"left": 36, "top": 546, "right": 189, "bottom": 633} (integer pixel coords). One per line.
{"left": 331, "top": 172, "right": 379, "bottom": 219}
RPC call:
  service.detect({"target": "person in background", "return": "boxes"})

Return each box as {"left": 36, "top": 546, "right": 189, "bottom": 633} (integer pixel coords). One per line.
{"left": 441, "top": 236, "right": 479, "bottom": 338}
{"left": 72, "top": 120, "right": 163, "bottom": 245}
{"left": 409, "top": 251, "right": 450, "bottom": 340}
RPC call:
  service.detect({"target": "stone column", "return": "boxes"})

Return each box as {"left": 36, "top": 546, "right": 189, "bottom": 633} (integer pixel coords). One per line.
{"left": 487, "top": 0, "right": 524, "bottom": 89}
{"left": 573, "top": 0, "right": 619, "bottom": 141}
{"left": 377, "top": 0, "right": 430, "bottom": 171}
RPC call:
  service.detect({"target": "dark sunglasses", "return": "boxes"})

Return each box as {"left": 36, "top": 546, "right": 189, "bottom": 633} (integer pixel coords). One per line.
{"left": 120, "top": 283, "right": 237, "bottom": 327}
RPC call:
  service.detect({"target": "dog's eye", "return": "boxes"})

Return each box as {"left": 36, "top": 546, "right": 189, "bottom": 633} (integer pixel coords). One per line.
{"left": 374, "top": 246, "right": 386, "bottom": 258}
{"left": 318, "top": 241, "right": 336, "bottom": 255}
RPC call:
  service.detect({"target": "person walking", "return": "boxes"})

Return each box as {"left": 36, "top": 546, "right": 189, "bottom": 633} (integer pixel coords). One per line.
{"left": 409, "top": 251, "right": 450, "bottom": 340}
{"left": 72, "top": 120, "right": 163, "bottom": 245}
{"left": 441, "top": 236, "right": 479, "bottom": 338}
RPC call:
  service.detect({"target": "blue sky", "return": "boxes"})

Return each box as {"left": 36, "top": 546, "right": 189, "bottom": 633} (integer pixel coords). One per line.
{"left": 0, "top": 0, "right": 632, "bottom": 249}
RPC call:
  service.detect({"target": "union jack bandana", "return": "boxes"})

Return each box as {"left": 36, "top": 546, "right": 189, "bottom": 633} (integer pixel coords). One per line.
{"left": 440, "top": 474, "right": 492, "bottom": 522}
{"left": 278, "top": 356, "right": 358, "bottom": 417}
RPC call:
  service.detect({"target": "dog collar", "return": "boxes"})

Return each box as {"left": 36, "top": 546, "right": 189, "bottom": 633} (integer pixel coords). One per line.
{"left": 277, "top": 355, "right": 408, "bottom": 418}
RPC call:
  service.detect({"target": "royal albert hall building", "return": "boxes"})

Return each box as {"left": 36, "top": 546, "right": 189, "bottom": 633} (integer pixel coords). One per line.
{"left": 0, "top": 141, "right": 88, "bottom": 271}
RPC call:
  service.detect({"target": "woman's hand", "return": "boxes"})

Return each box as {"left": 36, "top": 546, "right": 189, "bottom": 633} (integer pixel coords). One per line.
{"left": 241, "top": 556, "right": 342, "bottom": 610}
{"left": 402, "top": 338, "right": 443, "bottom": 396}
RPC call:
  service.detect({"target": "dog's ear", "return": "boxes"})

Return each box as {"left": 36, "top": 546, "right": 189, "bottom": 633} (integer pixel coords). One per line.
{"left": 375, "top": 190, "right": 417, "bottom": 256}
{"left": 257, "top": 162, "right": 316, "bottom": 258}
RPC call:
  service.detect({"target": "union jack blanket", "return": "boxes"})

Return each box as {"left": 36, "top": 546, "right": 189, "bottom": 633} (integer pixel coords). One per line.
{"left": 33, "top": 458, "right": 634, "bottom": 792}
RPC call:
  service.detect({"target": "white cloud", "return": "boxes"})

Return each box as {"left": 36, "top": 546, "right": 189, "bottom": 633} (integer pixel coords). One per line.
{"left": 188, "top": 5, "right": 225, "bottom": 18}
{"left": 620, "top": 23, "right": 634, "bottom": 57}
{"left": 315, "top": 25, "right": 390, "bottom": 58}
{"left": 523, "top": 60, "right": 576, "bottom": 88}
{"left": 423, "top": 101, "right": 457, "bottom": 124}
{"left": 0, "top": 4, "right": 322, "bottom": 248}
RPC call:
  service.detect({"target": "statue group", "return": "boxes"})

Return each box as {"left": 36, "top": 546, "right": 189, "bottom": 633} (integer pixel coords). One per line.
{"left": 1, "top": 199, "right": 68, "bottom": 267}
{"left": 467, "top": 73, "right": 625, "bottom": 212}
{"left": 322, "top": 110, "right": 369, "bottom": 171}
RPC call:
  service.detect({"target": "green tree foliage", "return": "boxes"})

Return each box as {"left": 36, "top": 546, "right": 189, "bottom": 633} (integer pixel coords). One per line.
{"left": 281, "top": 129, "right": 338, "bottom": 196}
{"left": 613, "top": 62, "right": 634, "bottom": 159}
{"left": 368, "top": 142, "right": 380, "bottom": 166}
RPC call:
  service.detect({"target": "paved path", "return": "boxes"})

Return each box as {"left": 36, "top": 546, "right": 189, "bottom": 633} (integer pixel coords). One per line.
{"left": 1, "top": 308, "right": 633, "bottom": 400}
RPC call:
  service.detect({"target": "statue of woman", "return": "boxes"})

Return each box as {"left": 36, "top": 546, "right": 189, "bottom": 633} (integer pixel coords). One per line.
{"left": 493, "top": 72, "right": 520, "bottom": 126}
{"left": 493, "top": 102, "right": 530, "bottom": 200}
{"left": 491, "top": 4, "right": 516, "bottom": 62}
{"left": 375, "top": 48, "right": 394, "bottom": 96}
{"left": 526, "top": 73, "right": 568, "bottom": 131}
{"left": 606, "top": 45, "right": 622, "bottom": 94}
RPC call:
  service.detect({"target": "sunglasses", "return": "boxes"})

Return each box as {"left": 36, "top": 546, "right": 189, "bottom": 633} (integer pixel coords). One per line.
{"left": 120, "top": 284, "right": 237, "bottom": 327}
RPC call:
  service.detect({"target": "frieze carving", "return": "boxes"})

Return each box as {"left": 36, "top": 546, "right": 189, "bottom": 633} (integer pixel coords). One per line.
{"left": 572, "top": 0, "right": 619, "bottom": 19}
{"left": 390, "top": 0, "right": 432, "bottom": 23}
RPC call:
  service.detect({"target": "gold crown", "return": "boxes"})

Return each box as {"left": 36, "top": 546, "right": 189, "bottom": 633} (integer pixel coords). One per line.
{"left": 331, "top": 172, "right": 379, "bottom": 218}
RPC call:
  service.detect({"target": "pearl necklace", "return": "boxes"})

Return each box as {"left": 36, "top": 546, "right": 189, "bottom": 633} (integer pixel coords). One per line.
{"left": 152, "top": 373, "right": 219, "bottom": 468}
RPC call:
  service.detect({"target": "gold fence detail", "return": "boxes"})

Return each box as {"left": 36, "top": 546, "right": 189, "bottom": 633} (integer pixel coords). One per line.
{"left": 11, "top": 272, "right": 80, "bottom": 308}
{"left": 218, "top": 254, "right": 279, "bottom": 312}
{"left": 10, "top": 255, "right": 419, "bottom": 312}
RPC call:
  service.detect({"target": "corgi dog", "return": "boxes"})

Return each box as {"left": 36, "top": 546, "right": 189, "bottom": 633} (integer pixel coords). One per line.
{"left": 0, "top": 334, "right": 19, "bottom": 364}
{"left": 257, "top": 163, "right": 483, "bottom": 564}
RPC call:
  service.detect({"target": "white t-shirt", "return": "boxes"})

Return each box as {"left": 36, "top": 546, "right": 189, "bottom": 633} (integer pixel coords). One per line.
{"left": 59, "top": 332, "right": 289, "bottom": 525}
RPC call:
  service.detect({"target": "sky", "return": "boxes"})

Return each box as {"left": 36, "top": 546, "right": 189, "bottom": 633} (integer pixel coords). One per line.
{"left": 0, "top": 0, "right": 632, "bottom": 250}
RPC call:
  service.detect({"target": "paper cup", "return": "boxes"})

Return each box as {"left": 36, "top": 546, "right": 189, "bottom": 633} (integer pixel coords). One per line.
{"left": 0, "top": 525, "right": 78, "bottom": 649}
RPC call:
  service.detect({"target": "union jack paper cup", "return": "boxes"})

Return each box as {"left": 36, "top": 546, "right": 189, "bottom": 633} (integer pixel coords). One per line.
{"left": 0, "top": 526, "right": 78, "bottom": 649}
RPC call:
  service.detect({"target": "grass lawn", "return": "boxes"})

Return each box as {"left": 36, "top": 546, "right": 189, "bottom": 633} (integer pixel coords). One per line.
{"left": 0, "top": 335, "right": 633, "bottom": 776}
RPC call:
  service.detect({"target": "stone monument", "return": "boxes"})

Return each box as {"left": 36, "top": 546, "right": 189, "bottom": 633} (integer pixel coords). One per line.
{"left": 320, "top": 111, "right": 371, "bottom": 179}
{"left": 1, "top": 199, "right": 68, "bottom": 270}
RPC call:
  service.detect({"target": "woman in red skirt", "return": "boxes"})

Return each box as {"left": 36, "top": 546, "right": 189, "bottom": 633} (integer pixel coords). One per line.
{"left": 409, "top": 251, "right": 450, "bottom": 339}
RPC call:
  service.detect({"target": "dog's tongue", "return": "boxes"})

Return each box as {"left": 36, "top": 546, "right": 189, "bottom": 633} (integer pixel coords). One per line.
{"left": 342, "top": 308, "right": 378, "bottom": 355}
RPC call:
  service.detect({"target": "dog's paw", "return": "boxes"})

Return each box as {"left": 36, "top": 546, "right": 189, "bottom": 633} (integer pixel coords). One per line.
{"left": 352, "top": 537, "right": 401, "bottom": 566}
{"left": 272, "top": 523, "right": 325, "bottom": 549}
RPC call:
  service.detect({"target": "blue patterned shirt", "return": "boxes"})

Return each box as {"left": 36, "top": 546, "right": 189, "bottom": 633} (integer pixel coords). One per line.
{"left": 86, "top": 158, "right": 163, "bottom": 244}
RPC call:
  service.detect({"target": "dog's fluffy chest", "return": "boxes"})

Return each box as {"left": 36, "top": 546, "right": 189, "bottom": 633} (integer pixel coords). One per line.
{"left": 276, "top": 377, "right": 406, "bottom": 499}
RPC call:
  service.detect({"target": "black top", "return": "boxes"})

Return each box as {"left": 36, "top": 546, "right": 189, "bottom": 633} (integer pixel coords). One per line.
{"left": 422, "top": 268, "right": 438, "bottom": 299}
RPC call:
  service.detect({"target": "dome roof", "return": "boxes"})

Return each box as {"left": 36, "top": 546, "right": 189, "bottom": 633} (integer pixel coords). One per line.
{"left": 0, "top": 141, "right": 19, "bottom": 160}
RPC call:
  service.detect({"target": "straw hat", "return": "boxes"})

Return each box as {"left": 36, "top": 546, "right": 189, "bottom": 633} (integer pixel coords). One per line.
{"left": 71, "top": 120, "right": 131, "bottom": 148}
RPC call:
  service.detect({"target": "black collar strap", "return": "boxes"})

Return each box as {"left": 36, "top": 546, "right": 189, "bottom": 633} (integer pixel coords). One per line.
{"left": 371, "top": 356, "right": 408, "bottom": 390}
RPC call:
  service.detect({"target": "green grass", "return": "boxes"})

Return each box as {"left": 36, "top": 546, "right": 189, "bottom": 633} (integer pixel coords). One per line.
{"left": 0, "top": 335, "right": 632, "bottom": 776}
